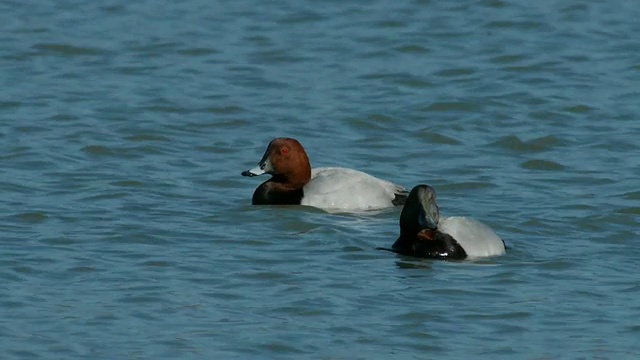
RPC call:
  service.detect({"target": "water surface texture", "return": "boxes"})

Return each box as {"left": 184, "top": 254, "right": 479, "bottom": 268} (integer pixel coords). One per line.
{"left": 1, "top": 0, "right": 639, "bottom": 359}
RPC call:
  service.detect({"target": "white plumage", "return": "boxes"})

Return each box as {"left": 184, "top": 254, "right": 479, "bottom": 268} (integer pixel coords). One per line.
{"left": 438, "top": 216, "right": 506, "bottom": 258}
{"left": 301, "top": 167, "right": 405, "bottom": 212}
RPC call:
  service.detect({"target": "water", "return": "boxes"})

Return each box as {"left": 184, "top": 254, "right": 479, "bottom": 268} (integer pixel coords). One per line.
{"left": 1, "top": 0, "right": 639, "bottom": 358}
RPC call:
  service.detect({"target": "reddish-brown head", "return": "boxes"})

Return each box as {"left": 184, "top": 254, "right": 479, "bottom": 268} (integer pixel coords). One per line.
{"left": 241, "top": 138, "right": 312, "bottom": 189}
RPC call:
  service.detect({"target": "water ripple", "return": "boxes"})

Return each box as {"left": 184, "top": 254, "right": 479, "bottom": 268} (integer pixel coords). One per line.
{"left": 1, "top": 0, "right": 639, "bottom": 358}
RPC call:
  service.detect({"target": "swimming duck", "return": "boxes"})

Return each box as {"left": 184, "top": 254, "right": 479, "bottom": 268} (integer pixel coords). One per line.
{"left": 241, "top": 138, "right": 408, "bottom": 212}
{"left": 382, "top": 184, "right": 506, "bottom": 260}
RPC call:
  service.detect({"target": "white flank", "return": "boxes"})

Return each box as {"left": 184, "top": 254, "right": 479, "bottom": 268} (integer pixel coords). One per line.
{"left": 438, "top": 216, "right": 505, "bottom": 258}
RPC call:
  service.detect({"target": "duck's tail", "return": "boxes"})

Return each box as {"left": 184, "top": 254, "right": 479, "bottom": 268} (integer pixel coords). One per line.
{"left": 392, "top": 188, "right": 409, "bottom": 206}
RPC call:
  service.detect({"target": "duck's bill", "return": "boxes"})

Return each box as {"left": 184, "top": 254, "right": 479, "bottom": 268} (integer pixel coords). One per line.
{"left": 241, "top": 165, "right": 266, "bottom": 177}
{"left": 241, "top": 158, "right": 273, "bottom": 177}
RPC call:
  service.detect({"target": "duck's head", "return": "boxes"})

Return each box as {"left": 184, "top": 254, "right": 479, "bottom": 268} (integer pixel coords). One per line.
{"left": 241, "top": 137, "right": 311, "bottom": 187}
{"left": 399, "top": 184, "right": 440, "bottom": 236}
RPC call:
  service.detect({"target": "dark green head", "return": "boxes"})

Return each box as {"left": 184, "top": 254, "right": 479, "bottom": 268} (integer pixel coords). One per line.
{"left": 399, "top": 184, "right": 440, "bottom": 236}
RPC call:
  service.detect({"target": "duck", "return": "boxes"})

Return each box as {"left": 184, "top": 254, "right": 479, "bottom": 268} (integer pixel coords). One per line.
{"left": 241, "top": 137, "right": 408, "bottom": 211}
{"left": 380, "top": 184, "right": 506, "bottom": 260}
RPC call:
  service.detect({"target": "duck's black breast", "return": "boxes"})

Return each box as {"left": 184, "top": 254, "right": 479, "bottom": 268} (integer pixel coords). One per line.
{"left": 252, "top": 181, "right": 304, "bottom": 205}
{"left": 391, "top": 230, "right": 467, "bottom": 260}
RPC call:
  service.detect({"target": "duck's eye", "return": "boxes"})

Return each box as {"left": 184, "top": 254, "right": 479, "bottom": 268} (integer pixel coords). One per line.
{"left": 281, "top": 147, "right": 289, "bottom": 155}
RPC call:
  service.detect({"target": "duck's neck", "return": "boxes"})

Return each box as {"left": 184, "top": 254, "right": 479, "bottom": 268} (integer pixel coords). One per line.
{"left": 272, "top": 172, "right": 309, "bottom": 190}
{"left": 252, "top": 180, "right": 304, "bottom": 205}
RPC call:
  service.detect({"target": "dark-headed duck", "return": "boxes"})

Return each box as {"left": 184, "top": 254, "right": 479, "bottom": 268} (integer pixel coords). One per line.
{"left": 382, "top": 185, "right": 505, "bottom": 260}
{"left": 241, "top": 138, "right": 408, "bottom": 212}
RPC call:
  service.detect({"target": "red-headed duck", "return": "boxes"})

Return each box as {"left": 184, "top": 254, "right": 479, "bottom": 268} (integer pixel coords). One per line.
{"left": 241, "top": 138, "right": 408, "bottom": 211}
{"left": 379, "top": 185, "right": 505, "bottom": 259}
